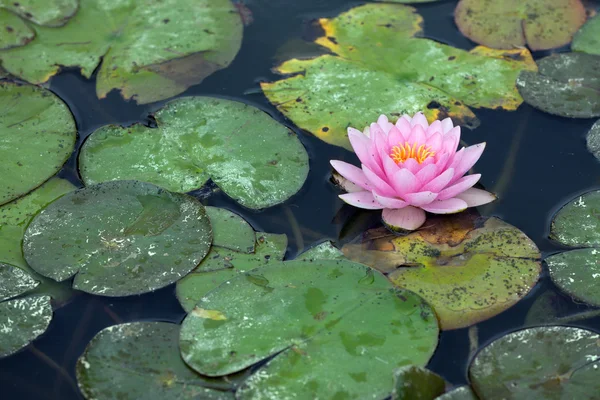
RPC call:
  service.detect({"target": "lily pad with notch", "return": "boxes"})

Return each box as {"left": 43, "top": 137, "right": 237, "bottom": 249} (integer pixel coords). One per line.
{"left": 23, "top": 180, "right": 212, "bottom": 297}
{"left": 181, "top": 259, "right": 439, "bottom": 400}
{"left": 79, "top": 97, "right": 309, "bottom": 210}
{"left": 343, "top": 213, "right": 541, "bottom": 330}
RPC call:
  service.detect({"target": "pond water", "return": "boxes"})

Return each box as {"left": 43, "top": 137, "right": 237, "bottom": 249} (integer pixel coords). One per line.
{"left": 1, "top": 0, "right": 599, "bottom": 399}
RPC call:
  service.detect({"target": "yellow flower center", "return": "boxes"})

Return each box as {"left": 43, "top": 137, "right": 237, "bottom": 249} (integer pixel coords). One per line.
{"left": 390, "top": 142, "right": 435, "bottom": 164}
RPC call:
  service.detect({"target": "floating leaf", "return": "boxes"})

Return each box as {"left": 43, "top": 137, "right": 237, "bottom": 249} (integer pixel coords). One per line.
{"left": 470, "top": 326, "right": 600, "bottom": 398}
{"left": 0, "top": 0, "right": 78, "bottom": 27}
{"left": 0, "top": 9, "right": 33, "bottom": 50}
{"left": 516, "top": 53, "right": 600, "bottom": 118}
{"left": 547, "top": 190, "right": 600, "bottom": 306}
{"left": 296, "top": 241, "right": 344, "bottom": 261}
{"left": 205, "top": 207, "right": 255, "bottom": 253}
{"left": 573, "top": 14, "right": 600, "bottom": 55}
{"left": 262, "top": 3, "right": 536, "bottom": 150}
{"left": 0, "top": 177, "right": 75, "bottom": 270}
{"left": 176, "top": 232, "right": 287, "bottom": 313}
{"left": 0, "top": 264, "right": 52, "bottom": 358}
{"left": 392, "top": 366, "right": 446, "bottom": 400}
{"left": 343, "top": 214, "right": 541, "bottom": 330}
{"left": 181, "top": 260, "right": 439, "bottom": 400}
{"left": 586, "top": 120, "right": 600, "bottom": 161}
{"left": 0, "top": 0, "right": 243, "bottom": 104}
{"left": 77, "top": 322, "right": 234, "bottom": 400}
{"left": 454, "top": 0, "right": 586, "bottom": 51}
{"left": 436, "top": 386, "right": 478, "bottom": 400}
{"left": 79, "top": 97, "right": 309, "bottom": 209}
{"left": 0, "top": 82, "right": 76, "bottom": 205}
{"left": 23, "top": 181, "right": 212, "bottom": 297}
{"left": 523, "top": 289, "right": 570, "bottom": 326}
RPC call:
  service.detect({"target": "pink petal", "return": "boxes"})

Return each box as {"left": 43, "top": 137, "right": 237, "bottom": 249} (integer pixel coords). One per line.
{"left": 450, "top": 143, "right": 485, "bottom": 184}
{"left": 363, "top": 165, "right": 396, "bottom": 197}
{"left": 434, "top": 153, "right": 451, "bottom": 173}
{"left": 426, "top": 120, "right": 442, "bottom": 137}
{"left": 416, "top": 164, "right": 437, "bottom": 185}
{"left": 407, "top": 124, "right": 427, "bottom": 146}
{"left": 421, "top": 198, "right": 468, "bottom": 214}
{"left": 403, "top": 158, "right": 422, "bottom": 174}
{"left": 404, "top": 191, "right": 438, "bottom": 206}
{"left": 377, "top": 115, "right": 389, "bottom": 126}
{"left": 348, "top": 130, "right": 373, "bottom": 166}
{"left": 382, "top": 152, "right": 400, "bottom": 178}
{"left": 387, "top": 125, "right": 403, "bottom": 148}
{"left": 382, "top": 207, "right": 426, "bottom": 231}
{"left": 441, "top": 118, "right": 454, "bottom": 133}
{"left": 339, "top": 192, "right": 384, "bottom": 210}
{"left": 395, "top": 117, "right": 412, "bottom": 140}
{"left": 425, "top": 132, "right": 443, "bottom": 153}
{"left": 371, "top": 123, "right": 389, "bottom": 154}
{"left": 438, "top": 174, "right": 481, "bottom": 200}
{"left": 373, "top": 191, "right": 408, "bottom": 209}
{"left": 377, "top": 115, "right": 394, "bottom": 134}
{"left": 390, "top": 169, "right": 421, "bottom": 196}
{"left": 348, "top": 127, "right": 367, "bottom": 138}
{"left": 422, "top": 168, "right": 454, "bottom": 192}
{"left": 455, "top": 188, "right": 496, "bottom": 207}
{"left": 441, "top": 126, "right": 461, "bottom": 154}
{"left": 330, "top": 160, "right": 373, "bottom": 191}
{"left": 411, "top": 112, "right": 429, "bottom": 130}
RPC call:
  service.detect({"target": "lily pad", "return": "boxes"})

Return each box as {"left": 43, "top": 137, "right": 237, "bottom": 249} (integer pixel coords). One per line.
{"left": 79, "top": 97, "right": 309, "bottom": 210}
{"left": 454, "top": 0, "right": 587, "bottom": 51}
{"left": 0, "top": 82, "right": 76, "bottom": 205}
{"left": 205, "top": 207, "right": 255, "bottom": 253}
{"left": 435, "top": 386, "right": 478, "bottom": 400}
{"left": 176, "top": 232, "right": 287, "bottom": 313}
{"left": 181, "top": 260, "right": 439, "bottom": 400}
{"left": 0, "top": 0, "right": 243, "bottom": 104}
{"left": 469, "top": 326, "right": 600, "bottom": 399}
{"left": 0, "top": 0, "right": 78, "bottom": 27}
{"left": 0, "top": 263, "right": 52, "bottom": 358}
{"left": 547, "top": 190, "right": 600, "bottom": 306}
{"left": 516, "top": 53, "right": 600, "bottom": 118}
{"left": 586, "top": 120, "right": 600, "bottom": 161}
{"left": 77, "top": 321, "right": 234, "bottom": 400}
{"left": 343, "top": 214, "right": 541, "bottom": 330}
{"left": 573, "top": 14, "right": 600, "bottom": 55}
{"left": 392, "top": 366, "right": 446, "bottom": 400}
{"left": 0, "top": 177, "right": 75, "bottom": 270}
{"left": 0, "top": 9, "right": 34, "bottom": 50}
{"left": 262, "top": 3, "right": 536, "bottom": 150}
{"left": 297, "top": 241, "right": 344, "bottom": 261}
{"left": 23, "top": 180, "right": 212, "bottom": 297}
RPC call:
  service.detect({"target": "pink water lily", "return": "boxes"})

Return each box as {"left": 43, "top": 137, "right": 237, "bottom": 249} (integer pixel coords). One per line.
{"left": 331, "top": 112, "right": 496, "bottom": 231}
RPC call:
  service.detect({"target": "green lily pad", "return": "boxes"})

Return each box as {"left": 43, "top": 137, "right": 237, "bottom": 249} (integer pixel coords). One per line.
{"left": 262, "top": 3, "right": 537, "bottom": 150}
{"left": 547, "top": 190, "right": 600, "bottom": 306}
{"left": 435, "top": 386, "right": 478, "bottom": 400}
{"left": 205, "top": 207, "right": 255, "bottom": 253}
{"left": 297, "top": 241, "right": 344, "bottom": 261}
{"left": 0, "top": 9, "right": 34, "bottom": 50}
{"left": 77, "top": 321, "right": 234, "bottom": 400}
{"left": 0, "top": 82, "right": 76, "bottom": 205}
{"left": 585, "top": 120, "right": 600, "bottom": 161}
{"left": 469, "top": 326, "right": 600, "bottom": 399}
{"left": 392, "top": 366, "right": 446, "bottom": 400}
{"left": 181, "top": 260, "right": 439, "bottom": 400}
{"left": 516, "top": 53, "right": 600, "bottom": 118}
{"left": 573, "top": 14, "right": 600, "bottom": 55}
{"left": 0, "top": 177, "right": 75, "bottom": 270}
{"left": 0, "top": 0, "right": 243, "bottom": 104}
{"left": 454, "top": 0, "right": 586, "bottom": 51}
{"left": 79, "top": 97, "right": 309, "bottom": 210}
{"left": 176, "top": 232, "right": 287, "bottom": 313}
{"left": 0, "top": 263, "right": 52, "bottom": 358}
{"left": 343, "top": 214, "right": 541, "bottom": 330}
{"left": 23, "top": 180, "right": 212, "bottom": 297}
{"left": 0, "top": 0, "right": 78, "bottom": 27}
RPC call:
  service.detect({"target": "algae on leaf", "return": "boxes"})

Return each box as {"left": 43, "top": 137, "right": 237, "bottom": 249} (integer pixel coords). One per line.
{"left": 262, "top": 3, "right": 536, "bottom": 150}
{"left": 0, "top": 82, "right": 76, "bottom": 205}
{"left": 79, "top": 97, "right": 309, "bottom": 210}
{"left": 0, "top": 0, "right": 243, "bottom": 104}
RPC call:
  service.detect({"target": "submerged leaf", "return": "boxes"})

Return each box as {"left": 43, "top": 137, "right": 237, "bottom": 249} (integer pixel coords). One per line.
{"left": 79, "top": 97, "right": 309, "bottom": 210}
{"left": 0, "top": 0, "right": 243, "bottom": 104}
{"left": 181, "top": 260, "right": 439, "bottom": 400}
{"left": 262, "top": 3, "right": 536, "bottom": 150}
{"left": 392, "top": 366, "right": 446, "bottom": 400}
{"left": 517, "top": 53, "right": 600, "bottom": 118}
{"left": 0, "top": 82, "right": 76, "bottom": 205}
{"left": 572, "top": 14, "right": 600, "bottom": 55}
{"left": 77, "top": 322, "right": 235, "bottom": 399}
{"left": 343, "top": 214, "right": 541, "bottom": 330}
{"left": 455, "top": 0, "right": 587, "bottom": 50}
{"left": 470, "top": 326, "right": 600, "bottom": 398}
{"left": 23, "top": 181, "right": 212, "bottom": 297}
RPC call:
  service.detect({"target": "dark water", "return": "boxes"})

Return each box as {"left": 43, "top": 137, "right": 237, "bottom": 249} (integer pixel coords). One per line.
{"left": 2, "top": 0, "right": 600, "bottom": 398}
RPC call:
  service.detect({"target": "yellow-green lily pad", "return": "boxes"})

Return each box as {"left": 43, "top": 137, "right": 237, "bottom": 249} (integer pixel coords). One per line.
{"left": 343, "top": 214, "right": 541, "bottom": 330}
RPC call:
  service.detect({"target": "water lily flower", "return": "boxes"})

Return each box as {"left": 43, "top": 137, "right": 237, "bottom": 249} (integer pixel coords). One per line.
{"left": 330, "top": 112, "right": 496, "bottom": 231}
